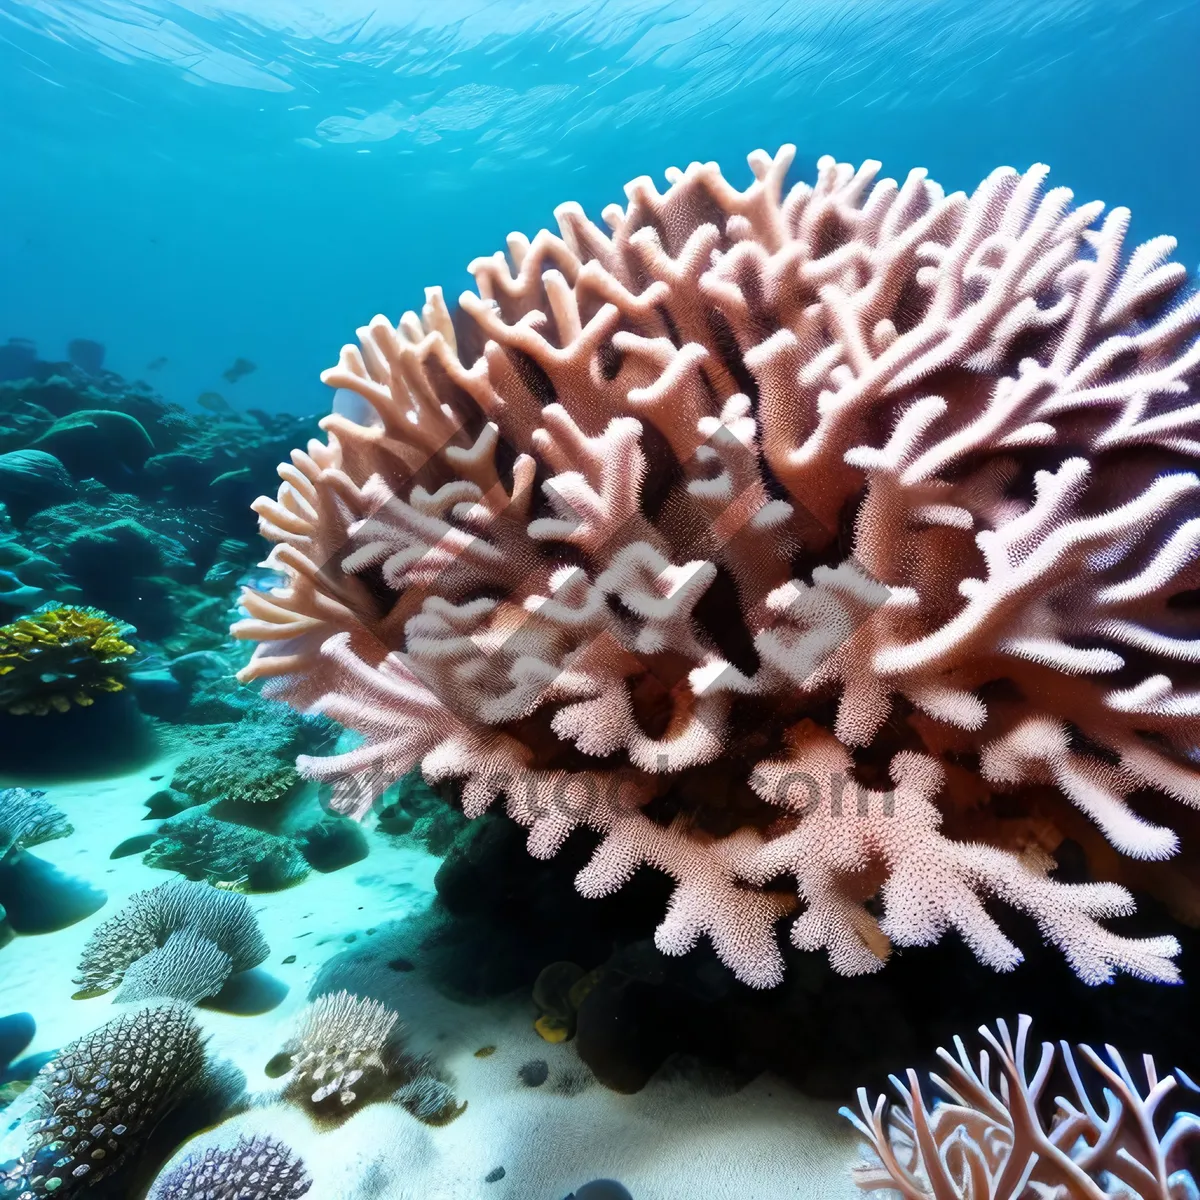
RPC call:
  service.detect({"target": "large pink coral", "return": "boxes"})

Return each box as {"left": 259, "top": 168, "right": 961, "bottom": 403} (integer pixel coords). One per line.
{"left": 234, "top": 146, "right": 1200, "bottom": 988}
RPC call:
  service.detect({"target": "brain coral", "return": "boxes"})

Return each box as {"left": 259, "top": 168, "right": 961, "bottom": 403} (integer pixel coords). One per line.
{"left": 234, "top": 146, "right": 1200, "bottom": 989}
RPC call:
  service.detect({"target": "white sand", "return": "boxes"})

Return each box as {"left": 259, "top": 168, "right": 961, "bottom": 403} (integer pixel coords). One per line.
{"left": 1, "top": 748, "right": 862, "bottom": 1199}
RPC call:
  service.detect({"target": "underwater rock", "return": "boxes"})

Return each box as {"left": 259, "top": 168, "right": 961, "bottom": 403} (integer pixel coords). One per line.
{"left": 145, "top": 787, "right": 195, "bottom": 819}
{"left": 394, "top": 1074, "right": 465, "bottom": 1126}
{"left": 518, "top": 1059, "right": 549, "bottom": 1088}
{"left": 297, "top": 815, "right": 370, "bottom": 873}
{"left": 32, "top": 407, "right": 155, "bottom": 479}
{"left": 0, "top": 338, "right": 36, "bottom": 382}
{"left": 0, "top": 850, "right": 107, "bottom": 935}
{"left": 568, "top": 1183, "right": 634, "bottom": 1200}
{"left": 0, "top": 1014, "right": 34, "bottom": 1073}
{"left": 0, "top": 449, "right": 73, "bottom": 523}
{"left": 110, "top": 831, "right": 159, "bottom": 858}
{"left": 66, "top": 338, "right": 105, "bottom": 375}
{"left": 128, "top": 663, "right": 189, "bottom": 719}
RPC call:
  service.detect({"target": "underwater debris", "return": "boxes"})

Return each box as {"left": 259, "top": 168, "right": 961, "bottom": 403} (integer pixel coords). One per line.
{"left": 16, "top": 1003, "right": 205, "bottom": 1195}
{"left": 149, "top": 1134, "right": 312, "bottom": 1199}
{"left": 74, "top": 877, "right": 269, "bottom": 998}
{"left": 236, "top": 146, "right": 1200, "bottom": 990}
{"left": 280, "top": 989, "right": 399, "bottom": 1111}
{"left": 0, "top": 604, "right": 136, "bottom": 715}
{"left": 842, "top": 1013, "right": 1200, "bottom": 1199}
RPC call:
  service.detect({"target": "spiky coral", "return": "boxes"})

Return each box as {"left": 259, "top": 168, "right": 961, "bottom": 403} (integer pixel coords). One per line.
{"left": 149, "top": 1135, "right": 312, "bottom": 1200}
{"left": 282, "top": 990, "right": 399, "bottom": 1109}
{"left": 18, "top": 1004, "right": 206, "bottom": 1195}
{"left": 842, "top": 1014, "right": 1200, "bottom": 1199}
{"left": 0, "top": 604, "right": 135, "bottom": 715}
{"left": 234, "top": 146, "right": 1200, "bottom": 989}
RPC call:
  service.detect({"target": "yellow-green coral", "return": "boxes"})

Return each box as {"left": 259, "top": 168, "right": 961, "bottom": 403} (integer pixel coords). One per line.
{"left": 0, "top": 604, "right": 136, "bottom": 715}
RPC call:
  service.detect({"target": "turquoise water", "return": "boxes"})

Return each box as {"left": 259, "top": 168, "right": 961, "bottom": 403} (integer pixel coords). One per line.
{"left": 3, "top": 0, "right": 1197, "bottom": 412}
{"left": 4, "top": 2, "right": 1200, "bottom": 1198}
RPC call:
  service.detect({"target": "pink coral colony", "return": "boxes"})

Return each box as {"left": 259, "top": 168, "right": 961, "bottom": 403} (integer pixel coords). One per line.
{"left": 234, "top": 145, "right": 1200, "bottom": 990}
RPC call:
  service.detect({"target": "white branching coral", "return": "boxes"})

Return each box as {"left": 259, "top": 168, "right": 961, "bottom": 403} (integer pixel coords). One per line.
{"left": 282, "top": 990, "right": 399, "bottom": 1108}
{"left": 234, "top": 146, "right": 1200, "bottom": 989}
{"left": 842, "top": 1014, "right": 1200, "bottom": 1199}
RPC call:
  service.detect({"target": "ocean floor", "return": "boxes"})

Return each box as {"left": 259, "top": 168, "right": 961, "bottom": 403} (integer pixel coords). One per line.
{"left": 0, "top": 743, "right": 862, "bottom": 1199}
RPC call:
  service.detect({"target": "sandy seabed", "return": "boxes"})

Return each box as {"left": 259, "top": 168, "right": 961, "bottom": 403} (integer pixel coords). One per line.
{"left": 0, "top": 746, "right": 861, "bottom": 1200}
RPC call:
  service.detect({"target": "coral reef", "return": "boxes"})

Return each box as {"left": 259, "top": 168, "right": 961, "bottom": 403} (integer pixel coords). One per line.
{"left": 13, "top": 1003, "right": 206, "bottom": 1195}
{"left": 0, "top": 604, "right": 135, "bottom": 715}
{"left": 148, "top": 1135, "right": 312, "bottom": 1200}
{"left": 74, "top": 878, "right": 269, "bottom": 998}
{"left": 843, "top": 1013, "right": 1200, "bottom": 1199}
{"left": 280, "top": 989, "right": 400, "bottom": 1109}
{"left": 164, "top": 704, "right": 329, "bottom": 807}
{"left": 236, "top": 146, "right": 1200, "bottom": 990}
{"left": 142, "top": 808, "right": 311, "bottom": 891}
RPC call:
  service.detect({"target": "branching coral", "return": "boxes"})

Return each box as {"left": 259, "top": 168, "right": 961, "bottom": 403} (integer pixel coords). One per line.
{"left": 234, "top": 146, "right": 1200, "bottom": 988}
{"left": 0, "top": 604, "right": 135, "bottom": 715}
{"left": 842, "top": 1014, "right": 1200, "bottom": 1199}
{"left": 75, "top": 878, "right": 269, "bottom": 997}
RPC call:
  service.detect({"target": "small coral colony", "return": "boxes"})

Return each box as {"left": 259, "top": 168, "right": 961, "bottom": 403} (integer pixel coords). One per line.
{"left": 2, "top": 143, "right": 1200, "bottom": 1197}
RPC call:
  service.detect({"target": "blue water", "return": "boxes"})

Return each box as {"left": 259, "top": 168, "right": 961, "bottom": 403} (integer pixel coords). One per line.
{"left": 2, "top": 0, "right": 1197, "bottom": 414}
{"left": 6, "top": 4, "right": 1200, "bottom": 1197}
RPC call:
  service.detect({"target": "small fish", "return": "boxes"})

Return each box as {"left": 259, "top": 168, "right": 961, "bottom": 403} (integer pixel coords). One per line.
{"left": 222, "top": 357, "right": 257, "bottom": 384}
{"left": 147, "top": 356, "right": 168, "bottom": 370}
{"left": 197, "top": 390, "right": 232, "bottom": 413}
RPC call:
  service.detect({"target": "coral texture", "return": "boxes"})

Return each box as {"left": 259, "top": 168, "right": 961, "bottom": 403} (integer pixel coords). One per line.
{"left": 74, "top": 878, "right": 269, "bottom": 996}
{"left": 149, "top": 1134, "right": 312, "bottom": 1200}
{"left": 235, "top": 145, "right": 1200, "bottom": 988}
{"left": 20, "top": 1003, "right": 205, "bottom": 1195}
{"left": 843, "top": 1014, "right": 1200, "bottom": 1199}
{"left": 0, "top": 604, "right": 136, "bottom": 715}
{"left": 143, "top": 808, "right": 310, "bottom": 891}
{"left": 0, "top": 788, "right": 72, "bottom": 859}
{"left": 282, "top": 990, "right": 399, "bottom": 1108}
{"left": 114, "top": 928, "right": 234, "bottom": 1006}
